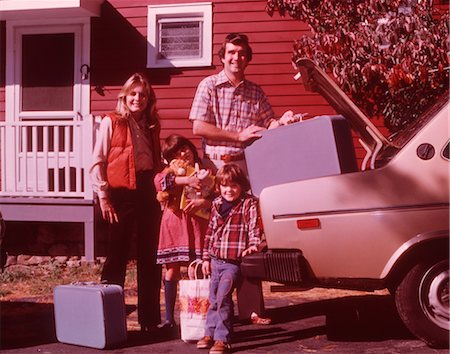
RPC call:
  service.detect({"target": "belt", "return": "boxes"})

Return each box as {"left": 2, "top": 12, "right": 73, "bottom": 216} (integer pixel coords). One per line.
{"left": 205, "top": 152, "right": 245, "bottom": 163}
{"left": 211, "top": 257, "right": 241, "bottom": 266}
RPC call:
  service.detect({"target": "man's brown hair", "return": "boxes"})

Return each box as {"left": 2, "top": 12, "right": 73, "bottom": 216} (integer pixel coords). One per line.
{"left": 218, "top": 33, "right": 253, "bottom": 62}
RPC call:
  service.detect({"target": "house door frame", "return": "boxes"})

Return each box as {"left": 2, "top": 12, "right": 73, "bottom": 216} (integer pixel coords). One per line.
{"left": 4, "top": 18, "right": 91, "bottom": 194}
{"left": 5, "top": 17, "right": 91, "bottom": 122}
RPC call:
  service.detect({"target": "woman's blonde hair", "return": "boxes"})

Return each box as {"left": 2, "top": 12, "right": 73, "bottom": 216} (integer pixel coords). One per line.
{"left": 115, "top": 73, "right": 159, "bottom": 124}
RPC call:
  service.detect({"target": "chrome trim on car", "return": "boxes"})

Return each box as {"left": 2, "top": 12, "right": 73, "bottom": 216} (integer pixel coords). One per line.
{"left": 272, "top": 202, "right": 450, "bottom": 220}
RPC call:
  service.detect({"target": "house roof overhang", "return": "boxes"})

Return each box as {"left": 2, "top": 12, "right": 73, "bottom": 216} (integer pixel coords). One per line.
{"left": 0, "top": 0, "right": 103, "bottom": 21}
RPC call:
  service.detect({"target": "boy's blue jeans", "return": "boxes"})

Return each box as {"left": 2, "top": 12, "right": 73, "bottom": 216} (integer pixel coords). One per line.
{"left": 204, "top": 258, "right": 240, "bottom": 343}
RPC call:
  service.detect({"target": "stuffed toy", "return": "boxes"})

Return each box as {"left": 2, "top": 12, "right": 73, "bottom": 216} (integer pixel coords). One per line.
{"left": 183, "top": 164, "right": 215, "bottom": 201}
{"left": 180, "top": 163, "right": 215, "bottom": 219}
{"left": 156, "top": 159, "right": 190, "bottom": 204}
{"left": 157, "top": 159, "right": 215, "bottom": 219}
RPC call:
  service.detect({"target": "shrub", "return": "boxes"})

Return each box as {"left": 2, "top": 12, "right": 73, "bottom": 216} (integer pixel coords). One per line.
{"left": 267, "top": 0, "right": 449, "bottom": 132}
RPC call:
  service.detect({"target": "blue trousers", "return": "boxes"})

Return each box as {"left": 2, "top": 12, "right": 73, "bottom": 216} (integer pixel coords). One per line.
{"left": 204, "top": 258, "right": 240, "bottom": 343}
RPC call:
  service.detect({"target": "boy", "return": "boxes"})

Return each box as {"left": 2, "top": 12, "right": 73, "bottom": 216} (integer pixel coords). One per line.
{"left": 197, "top": 164, "right": 262, "bottom": 354}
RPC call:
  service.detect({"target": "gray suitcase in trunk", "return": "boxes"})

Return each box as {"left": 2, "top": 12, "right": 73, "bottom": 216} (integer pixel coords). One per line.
{"left": 53, "top": 283, "right": 127, "bottom": 349}
{"left": 245, "top": 115, "right": 358, "bottom": 196}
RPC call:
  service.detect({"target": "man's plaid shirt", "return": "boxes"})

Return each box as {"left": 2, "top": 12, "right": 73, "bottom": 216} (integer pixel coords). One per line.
{"left": 203, "top": 194, "right": 262, "bottom": 262}
{"left": 189, "top": 70, "right": 275, "bottom": 156}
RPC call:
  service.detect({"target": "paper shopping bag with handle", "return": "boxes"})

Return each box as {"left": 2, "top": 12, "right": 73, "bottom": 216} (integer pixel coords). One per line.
{"left": 179, "top": 260, "right": 210, "bottom": 342}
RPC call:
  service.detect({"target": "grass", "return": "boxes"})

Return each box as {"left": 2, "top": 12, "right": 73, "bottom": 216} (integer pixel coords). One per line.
{"left": 0, "top": 261, "right": 106, "bottom": 301}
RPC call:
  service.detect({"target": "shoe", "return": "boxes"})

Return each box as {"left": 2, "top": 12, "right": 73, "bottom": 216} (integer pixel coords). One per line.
{"left": 209, "top": 340, "right": 231, "bottom": 354}
{"left": 157, "top": 320, "right": 175, "bottom": 329}
{"left": 197, "top": 335, "right": 214, "bottom": 349}
{"left": 140, "top": 324, "right": 158, "bottom": 333}
{"left": 250, "top": 312, "right": 272, "bottom": 325}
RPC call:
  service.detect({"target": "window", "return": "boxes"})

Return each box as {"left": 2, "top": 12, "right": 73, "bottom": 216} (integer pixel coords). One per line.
{"left": 147, "top": 3, "right": 212, "bottom": 68}
{"left": 22, "top": 33, "right": 74, "bottom": 111}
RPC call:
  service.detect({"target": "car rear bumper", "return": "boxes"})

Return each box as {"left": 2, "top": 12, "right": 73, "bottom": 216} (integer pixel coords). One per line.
{"left": 240, "top": 249, "right": 312, "bottom": 285}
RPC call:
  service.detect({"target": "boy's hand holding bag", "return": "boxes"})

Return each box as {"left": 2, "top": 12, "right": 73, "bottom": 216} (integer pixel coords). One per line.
{"left": 179, "top": 260, "right": 210, "bottom": 342}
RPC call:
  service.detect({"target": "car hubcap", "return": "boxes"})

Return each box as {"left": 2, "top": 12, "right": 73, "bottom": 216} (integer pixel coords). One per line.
{"left": 419, "top": 260, "right": 449, "bottom": 330}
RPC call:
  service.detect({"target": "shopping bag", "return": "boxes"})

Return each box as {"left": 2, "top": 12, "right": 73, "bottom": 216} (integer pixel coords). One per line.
{"left": 179, "top": 260, "right": 210, "bottom": 342}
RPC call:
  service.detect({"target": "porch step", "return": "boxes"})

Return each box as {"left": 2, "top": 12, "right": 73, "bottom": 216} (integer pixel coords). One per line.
{"left": 0, "top": 197, "right": 96, "bottom": 261}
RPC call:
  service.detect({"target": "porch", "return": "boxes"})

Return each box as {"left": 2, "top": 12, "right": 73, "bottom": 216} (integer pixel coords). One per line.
{"left": 0, "top": 116, "right": 100, "bottom": 261}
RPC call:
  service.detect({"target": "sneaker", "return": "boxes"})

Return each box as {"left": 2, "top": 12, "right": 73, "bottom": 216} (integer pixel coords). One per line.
{"left": 209, "top": 340, "right": 231, "bottom": 354}
{"left": 250, "top": 312, "right": 272, "bottom": 325}
{"left": 157, "top": 321, "right": 175, "bottom": 329}
{"left": 197, "top": 335, "right": 214, "bottom": 349}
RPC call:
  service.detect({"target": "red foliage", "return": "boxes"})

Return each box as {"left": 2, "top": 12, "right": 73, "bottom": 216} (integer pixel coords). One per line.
{"left": 267, "top": 0, "right": 449, "bottom": 132}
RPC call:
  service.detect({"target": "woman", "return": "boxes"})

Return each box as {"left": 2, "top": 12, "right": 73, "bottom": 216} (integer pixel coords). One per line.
{"left": 90, "top": 73, "right": 162, "bottom": 332}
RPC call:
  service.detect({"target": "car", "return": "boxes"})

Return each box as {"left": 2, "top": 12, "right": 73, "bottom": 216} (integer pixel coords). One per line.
{"left": 241, "top": 58, "right": 449, "bottom": 348}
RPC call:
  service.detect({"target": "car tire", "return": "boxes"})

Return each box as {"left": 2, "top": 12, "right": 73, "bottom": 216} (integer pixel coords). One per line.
{"left": 395, "top": 257, "right": 449, "bottom": 348}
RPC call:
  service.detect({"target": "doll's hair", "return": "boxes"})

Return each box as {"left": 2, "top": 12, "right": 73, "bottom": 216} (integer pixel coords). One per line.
{"left": 115, "top": 73, "right": 159, "bottom": 124}
{"left": 162, "top": 134, "right": 200, "bottom": 164}
{"left": 215, "top": 163, "right": 250, "bottom": 192}
{"left": 218, "top": 33, "right": 253, "bottom": 62}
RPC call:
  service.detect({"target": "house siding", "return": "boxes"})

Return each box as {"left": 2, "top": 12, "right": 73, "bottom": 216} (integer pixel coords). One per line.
{"left": 2, "top": 0, "right": 448, "bottom": 158}
{"left": 0, "top": 0, "right": 447, "bottom": 259}
{"left": 91, "top": 0, "right": 336, "bottom": 153}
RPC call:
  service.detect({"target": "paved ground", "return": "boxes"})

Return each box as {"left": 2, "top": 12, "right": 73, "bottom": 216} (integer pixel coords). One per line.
{"left": 1, "top": 285, "right": 448, "bottom": 353}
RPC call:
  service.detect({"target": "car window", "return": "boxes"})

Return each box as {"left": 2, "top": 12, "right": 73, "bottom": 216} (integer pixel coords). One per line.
{"left": 388, "top": 95, "right": 448, "bottom": 148}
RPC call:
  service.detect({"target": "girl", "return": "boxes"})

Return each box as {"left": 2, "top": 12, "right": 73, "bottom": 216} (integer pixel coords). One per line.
{"left": 154, "top": 134, "right": 213, "bottom": 328}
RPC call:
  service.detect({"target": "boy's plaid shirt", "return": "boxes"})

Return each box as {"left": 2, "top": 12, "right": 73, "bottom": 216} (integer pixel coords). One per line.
{"left": 203, "top": 194, "right": 262, "bottom": 262}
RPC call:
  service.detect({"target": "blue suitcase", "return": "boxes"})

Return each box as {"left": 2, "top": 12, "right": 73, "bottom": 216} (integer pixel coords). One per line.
{"left": 53, "top": 283, "right": 127, "bottom": 349}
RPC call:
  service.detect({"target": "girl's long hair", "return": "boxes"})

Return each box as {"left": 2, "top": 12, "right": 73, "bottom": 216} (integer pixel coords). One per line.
{"left": 115, "top": 73, "right": 159, "bottom": 125}
{"left": 162, "top": 134, "right": 200, "bottom": 165}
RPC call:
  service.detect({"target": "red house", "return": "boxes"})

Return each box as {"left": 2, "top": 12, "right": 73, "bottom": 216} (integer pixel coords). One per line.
{"left": 0, "top": 0, "right": 321, "bottom": 261}
{"left": 0, "top": 0, "right": 445, "bottom": 261}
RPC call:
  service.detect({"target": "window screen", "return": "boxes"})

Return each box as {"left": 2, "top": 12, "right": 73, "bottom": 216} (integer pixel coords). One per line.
{"left": 158, "top": 19, "right": 201, "bottom": 59}
{"left": 22, "top": 33, "right": 74, "bottom": 112}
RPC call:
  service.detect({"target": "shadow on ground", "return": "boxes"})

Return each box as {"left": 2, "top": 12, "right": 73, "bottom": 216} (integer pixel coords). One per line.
{"left": 0, "top": 294, "right": 412, "bottom": 351}
{"left": 233, "top": 294, "right": 412, "bottom": 352}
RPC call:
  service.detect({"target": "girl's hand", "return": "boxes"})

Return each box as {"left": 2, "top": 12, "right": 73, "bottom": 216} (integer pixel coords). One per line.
{"left": 242, "top": 245, "right": 258, "bottom": 257}
{"left": 175, "top": 175, "right": 201, "bottom": 189}
{"left": 187, "top": 175, "right": 201, "bottom": 189}
{"left": 202, "top": 260, "right": 211, "bottom": 276}
{"left": 99, "top": 197, "right": 119, "bottom": 224}
{"left": 183, "top": 198, "right": 210, "bottom": 214}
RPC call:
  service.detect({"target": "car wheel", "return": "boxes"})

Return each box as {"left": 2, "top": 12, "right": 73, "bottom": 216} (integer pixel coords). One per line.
{"left": 395, "top": 258, "right": 449, "bottom": 348}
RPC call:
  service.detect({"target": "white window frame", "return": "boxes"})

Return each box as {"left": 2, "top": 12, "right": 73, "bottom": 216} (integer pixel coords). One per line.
{"left": 147, "top": 2, "right": 212, "bottom": 68}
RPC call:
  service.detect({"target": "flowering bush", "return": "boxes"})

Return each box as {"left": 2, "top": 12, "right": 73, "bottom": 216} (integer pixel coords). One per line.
{"left": 267, "top": 0, "right": 449, "bottom": 132}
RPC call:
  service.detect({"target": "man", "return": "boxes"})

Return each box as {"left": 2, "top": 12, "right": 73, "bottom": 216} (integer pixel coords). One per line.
{"left": 189, "top": 32, "right": 295, "bottom": 175}
{"left": 189, "top": 33, "right": 295, "bottom": 324}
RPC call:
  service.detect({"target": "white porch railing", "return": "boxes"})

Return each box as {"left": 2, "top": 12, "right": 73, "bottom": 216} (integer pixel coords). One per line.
{"left": 0, "top": 115, "right": 98, "bottom": 200}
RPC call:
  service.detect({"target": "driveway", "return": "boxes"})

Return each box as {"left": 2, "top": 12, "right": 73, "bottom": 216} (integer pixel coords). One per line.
{"left": 1, "top": 286, "right": 447, "bottom": 353}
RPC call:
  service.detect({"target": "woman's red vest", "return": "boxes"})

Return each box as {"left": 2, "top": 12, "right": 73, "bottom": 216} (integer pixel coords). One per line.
{"left": 106, "top": 112, "right": 162, "bottom": 190}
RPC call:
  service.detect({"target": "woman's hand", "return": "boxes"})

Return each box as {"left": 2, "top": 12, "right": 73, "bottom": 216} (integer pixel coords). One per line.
{"left": 202, "top": 260, "right": 211, "bottom": 276}
{"left": 99, "top": 197, "right": 119, "bottom": 224}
